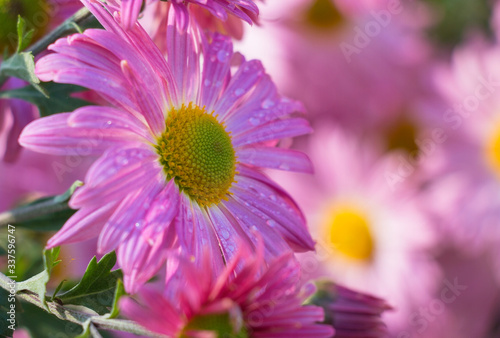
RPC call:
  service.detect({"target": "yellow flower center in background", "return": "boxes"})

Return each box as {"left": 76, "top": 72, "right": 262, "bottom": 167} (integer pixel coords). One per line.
{"left": 323, "top": 205, "right": 374, "bottom": 261}
{"left": 156, "top": 103, "right": 236, "bottom": 207}
{"left": 0, "top": 0, "right": 50, "bottom": 52}
{"left": 485, "top": 127, "right": 500, "bottom": 179}
{"left": 305, "top": 0, "right": 345, "bottom": 30}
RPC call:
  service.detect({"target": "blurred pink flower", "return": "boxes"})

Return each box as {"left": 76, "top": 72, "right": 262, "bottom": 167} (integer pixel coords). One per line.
{"left": 237, "top": 0, "right": 439, "bottom": 142}
{"left": 420, "top": 40, "right": 500, "bottom": 254}
{"left": 121, "top": 242, "right": 334, "bottom": 337}
{"left": 108, "top": 0, "right": 259, "bottom": 31}
{"left": 21, "top": 0, "right": 315, "bottom": 293}
{"left": 0, "top": 138, "right": 90, "bottom": 213}
{"left": 0, "top": 0, "right": 82, "bottom": 162}
{"left": 0, "top": 78, "right": 38, "bottom": 163}
{"left": 269, "top": 128, "right": 440, "bottom": 332}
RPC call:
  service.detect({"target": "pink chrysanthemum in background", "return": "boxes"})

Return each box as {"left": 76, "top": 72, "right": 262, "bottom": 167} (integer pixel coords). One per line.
{"left": 235, "top": 0, "right": 443, "bottom": 155}
{"left": 20, "top": 0, "right": 315, "bottom": 293}
{"left": 0, "top": 0, "right": 82, "bottom": 162}
{"left": 108, "top": 0, "right": 259, "bottom": 30}
{"left": 420, "top": 39, "right": 500, "bottom": 253}
{"left": 307, "top": 281, "right": 392, "bottom": 338}
{"left": 121, "top": 241, "right": 334, "bottom": 337}
{"left": 268, "top": 127, "right": 440, "bottom": 332}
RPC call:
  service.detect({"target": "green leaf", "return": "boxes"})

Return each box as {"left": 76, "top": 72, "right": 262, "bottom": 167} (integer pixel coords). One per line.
{"left": 3, "top": 181, "right": 83, "bottom": 232}
{"left": 58, "top": 252, "right": 123, "bottom": 315}
{"left": 0, "top": 51, "right": 39, "bottom": 84}
{"left": 0, "top": 82, "right": 92, "bottom": 117}
{"left": 16, "top": 248, "right": 61, "bottom": 311}
{"left": 16, "top": 16, "right": 34, "bottom": 52}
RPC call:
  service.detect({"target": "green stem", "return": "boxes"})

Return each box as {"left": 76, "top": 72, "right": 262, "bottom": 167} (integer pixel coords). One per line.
{"left": 0, "top": 198, "right": 72, "bottom": 228}
{"left": 27, "top": 7, "right": 93, "bottom": 56}
{"left": 0, "top": 273, "right": 162, "bottom": 337}
{"left": 0, "top": 7, "right": 93, "bottom": 88}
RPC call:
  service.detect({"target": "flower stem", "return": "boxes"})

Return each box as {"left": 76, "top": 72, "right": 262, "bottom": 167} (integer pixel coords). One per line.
{"left": 0, "top": 197, "right": 71, "bottom": 228}
{"left": 0, "top": 273, "right": 162, "bottom": 337}
{"left": 27, "top": 7, "right": 94, "bottom": 56}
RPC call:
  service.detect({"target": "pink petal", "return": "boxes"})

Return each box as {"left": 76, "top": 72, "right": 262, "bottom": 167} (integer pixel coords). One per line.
{"left": 215, "top": 60, "right": 265, "bottom": 121}
{"left": 19, "top": 112, "right": 134, "bottom": 156}
{"left": 232, "top": 118, "right": 313, "bottom": 148}
{"left": 70, "top": 146, "right": 161, "bottom": 208}
{"left": 121, "top": 0, "right": 143, "bottom": 30}
{"left": 46, "top": 202, "right": 118, "bottom": 249}
{"left": 236, "top": 146, "right": 313, "bottom": 173}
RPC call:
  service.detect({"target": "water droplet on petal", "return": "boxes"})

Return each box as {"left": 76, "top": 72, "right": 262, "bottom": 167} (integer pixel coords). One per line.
{"left": 204, "top": 79, "right": 211, "bottom": 87}
{"left": 249, "top": 117, "right": 260, "bottom": 126}
{"left": 234, "top": 88, "right": 244, "bottom": 96}
{"left": 266, "top": 219, "right": 277, "bottom": 227}
{"left": 261, "top": 99, "right": 275, "bottom": 109}
{"left": 217, "top": 50, "right": 230, "bottom": 63}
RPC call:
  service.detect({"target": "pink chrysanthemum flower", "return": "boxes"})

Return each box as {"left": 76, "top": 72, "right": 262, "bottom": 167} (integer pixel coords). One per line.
{"left": 0, "top": 0, "right": 82, "bottom": 162}
{"left": 108, "top": 0, "right": 259, "bottom": 30}
{"left": 20, "top": 0, "right": 315, "bottom": 293}
{"left": 268, "top": 127, "right": 439, "bottom": 332}
{"left": 420, "top": 38, "right": 500, "bottom": 258}
{"left": 121, "top": 242, "right": 334, "bottom": 337}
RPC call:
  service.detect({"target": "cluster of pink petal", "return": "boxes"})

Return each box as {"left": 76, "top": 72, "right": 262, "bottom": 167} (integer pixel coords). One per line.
{"left": 109, "top": 0, "right": 259, "bottom": 30}
{"left": 121, "top": 242, "right": 334, "bottom": 337}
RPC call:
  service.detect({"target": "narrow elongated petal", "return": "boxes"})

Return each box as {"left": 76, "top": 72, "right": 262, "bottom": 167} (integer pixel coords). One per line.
{"left": 46, "top": 202, "right": 118, "bottom": 249}
{"left": 70, "top": 146, "right": 160, "bottom": 207}
{"left": 232, "top": 118, "right": 313, "bottom": 147}
{"left": 237, "top": 146, "right": 314, "bottom": 173}
{"left": 19, "top": 112, "right": 135, "bottom": 156}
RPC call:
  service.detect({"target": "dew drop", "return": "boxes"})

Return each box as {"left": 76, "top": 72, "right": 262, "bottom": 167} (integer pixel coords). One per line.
{"left": 234, "top": 88, "right": 244, "bottom": 96}
{"left": 261, "top": 99, "right": 275, "bottom": 109}
{"left": 249, "top": 117, "right": 260, "bottom": 126}
{"left": 266, "top": 219, "right": 277, "bottom": 227}
{"left": 217, "top": 50, "right": 230, "bottom": 62}
{"left": 204, "top": 79, "right": 211, "bottom": 87}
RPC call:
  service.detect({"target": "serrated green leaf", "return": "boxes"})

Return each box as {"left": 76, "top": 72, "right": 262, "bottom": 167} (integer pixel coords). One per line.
{"left": 16, "top": 248, "right": 61, "bottom": 311}
{"left": 58, "top": 252, "right": 123, "bottom": 315}
{"left": 0, "top": 82, "right": 92, "bottom": 116}
{"left": 0, "top": 52, "right": 39, "bottom": 84}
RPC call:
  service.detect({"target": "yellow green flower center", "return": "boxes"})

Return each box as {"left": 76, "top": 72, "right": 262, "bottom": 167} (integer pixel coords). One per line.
{"left": 156, "top": 103, "right": 237, "bottom": 207}
{"left": 323, "top": 205, "right": 374, "bottom": 261}
{"left": 305, "top": 0, "right": 345, "bottom": 30}
{"left": 485, "top": 126, "right": 500, "bottom": 179}
{"left": 0, "top": 0, "right": 50, "bottom": 52}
